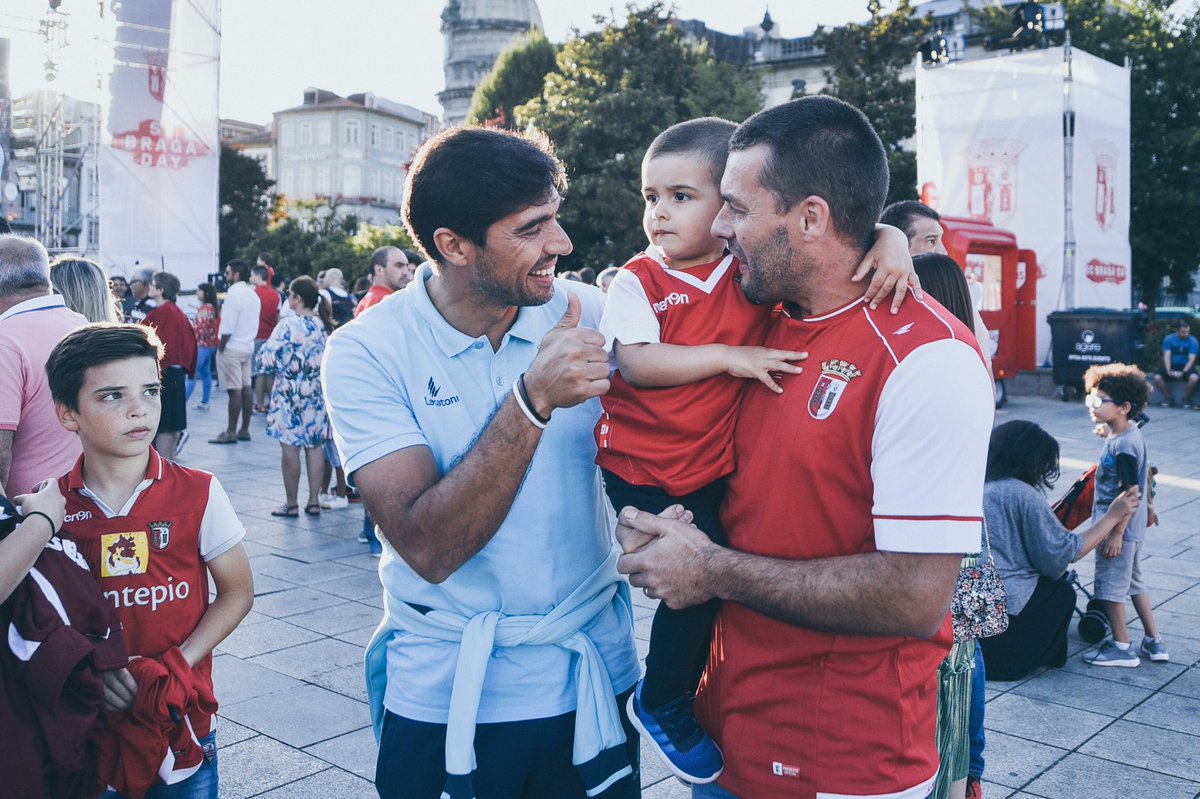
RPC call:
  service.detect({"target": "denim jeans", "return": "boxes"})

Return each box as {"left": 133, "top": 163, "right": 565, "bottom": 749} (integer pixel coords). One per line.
{"left": 185, "top": 346, "right": 216, "bottom": 404}
{"left": 968, "top": 643, "right": 986, "bottom": 778}
{"left": 101, "top": 731, "right": 217, "bottom": 799}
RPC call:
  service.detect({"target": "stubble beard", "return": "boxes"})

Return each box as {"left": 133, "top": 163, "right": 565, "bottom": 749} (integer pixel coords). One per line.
{"left": 739, "top": 225, "right": 803, "bottom": 306}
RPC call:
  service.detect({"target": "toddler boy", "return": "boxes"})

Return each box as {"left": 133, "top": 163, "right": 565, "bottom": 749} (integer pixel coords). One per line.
{"left": 1081, "top": 362, "right": 1168, "bottom": 667}
{"left": 47, "top": 323, "right": 254, "bottom": 798}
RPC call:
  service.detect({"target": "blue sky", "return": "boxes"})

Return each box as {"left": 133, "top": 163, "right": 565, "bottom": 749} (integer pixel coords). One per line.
{"left": 4, "top": 1, "right": 882, "bottom": 123}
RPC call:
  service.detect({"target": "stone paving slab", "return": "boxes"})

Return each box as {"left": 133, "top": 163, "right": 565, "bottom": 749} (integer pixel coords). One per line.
{"left": 1022, "top": 751, "right": 1200, "bottom": 799}
{"left": 1079, "top": 719, "right": 1200, "bottom": 782}
{"left": 254, "top": 766, "right": 375, "bottom": 798}
{"left": 978, "top": 730, "right": 1067, "bottom": 789}
{"left": 220, "top": 683, "right": 370, "bottom": 748}
{"left": 168, "top": 393, "right": 1200, "bottom": 795}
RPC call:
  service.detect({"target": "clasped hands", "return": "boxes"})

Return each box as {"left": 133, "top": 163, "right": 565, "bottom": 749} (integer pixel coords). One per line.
{"left": 616, "top": 504, "right": 720, "bottom": 609}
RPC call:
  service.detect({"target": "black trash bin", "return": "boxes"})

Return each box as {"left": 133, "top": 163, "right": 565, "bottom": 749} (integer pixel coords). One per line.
{"left": 1047, "top": 308, "right": 1146, "bottom": 398}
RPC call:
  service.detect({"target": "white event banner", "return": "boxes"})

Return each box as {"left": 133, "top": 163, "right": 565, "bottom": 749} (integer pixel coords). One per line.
{"left": 99, "top": 0, "right": 220, "bottom": 290}
{"left": 916, "top": 46, "right": 1131, "bottom": 362}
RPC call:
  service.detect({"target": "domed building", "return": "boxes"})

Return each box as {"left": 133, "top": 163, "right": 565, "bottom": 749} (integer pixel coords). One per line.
{"left": 438, "top": 0, "right": 543, "bottom": 125}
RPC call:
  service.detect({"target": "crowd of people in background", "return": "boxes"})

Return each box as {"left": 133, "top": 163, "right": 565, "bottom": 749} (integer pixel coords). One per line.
{"left": 0, "top": 93, "right": 1179, "bottom": 799}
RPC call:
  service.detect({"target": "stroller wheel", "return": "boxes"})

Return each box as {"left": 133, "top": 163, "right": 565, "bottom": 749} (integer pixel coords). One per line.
{"left": 1078, "top": 606, "right": 1110, "bottom": 643}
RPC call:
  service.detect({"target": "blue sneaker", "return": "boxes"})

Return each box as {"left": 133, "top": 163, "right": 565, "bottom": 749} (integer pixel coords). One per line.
{"left": 1083, "top": 639, "right": 1140, "bottom": 668}
{"left": 1140, "top": 636, "right": 1169, "bottom": 663}
{"left": 626, "top": 681, "right": 723, "bottom": 784}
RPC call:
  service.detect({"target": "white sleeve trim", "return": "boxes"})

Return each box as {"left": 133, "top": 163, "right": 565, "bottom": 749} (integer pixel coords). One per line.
{"left": 598, "top": 268, "right": 660, "bottom": 352}
{"left": 200, "top": 477, "right": 246, "bottom": 561}
{"left": 871, "top": 339, "right": 993, "bottom": 554}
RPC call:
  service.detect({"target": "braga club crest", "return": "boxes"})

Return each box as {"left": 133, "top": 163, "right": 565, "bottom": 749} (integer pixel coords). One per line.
{"left": 808, "top": 360, "right": 862, "bottom": 420}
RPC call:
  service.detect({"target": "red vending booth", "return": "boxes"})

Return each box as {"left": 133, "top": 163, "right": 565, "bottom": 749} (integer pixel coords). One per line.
{"left": 940, "top": 216, "right": 1039, "bottom": 407}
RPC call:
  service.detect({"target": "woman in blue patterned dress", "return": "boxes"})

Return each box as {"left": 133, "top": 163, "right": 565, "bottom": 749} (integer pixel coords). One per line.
{"left": 255, "top": 276, "right": 334, "bottom": 517}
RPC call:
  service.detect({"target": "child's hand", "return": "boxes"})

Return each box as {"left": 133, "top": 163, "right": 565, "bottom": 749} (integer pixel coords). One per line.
{"left": 851, "top": 225, "right": 923, "bottom": 314}
{"left": 1093, "top": 423, "right": 1108, "bottom": 438}
{"left": 13, "top": 480, "right": 66, "bottom": 535}
{"left": 103, "top": 666, "right": 138, "bottom": 712}
{"left": 725, "top": 346, "right": 807, "bottom": 394}
{"left": 1101, "top": 535, "right": 1124, "bottom": 559}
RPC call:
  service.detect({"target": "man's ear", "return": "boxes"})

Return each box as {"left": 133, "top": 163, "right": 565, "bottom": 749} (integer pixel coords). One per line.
{"left": 431, "top": 227, "right": 476, "bottom": 268}
{"left": 55, "top": 402, "right": 80, "bottom": 433}
{"left": 793, "top": 195, "right": 831, "bottom": 241}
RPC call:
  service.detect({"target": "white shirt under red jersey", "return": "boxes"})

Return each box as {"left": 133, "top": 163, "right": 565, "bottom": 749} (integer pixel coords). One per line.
{"left": 695, "top": 295, "right": 993, "bottom": 799}
{"left": 596, "top": 250, "right": 774, "bottom": 495}
{"left": 59, "top": 449, "right": 245, "bottom": 739}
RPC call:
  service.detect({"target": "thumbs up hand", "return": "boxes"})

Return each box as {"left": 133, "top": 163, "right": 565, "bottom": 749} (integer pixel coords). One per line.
{"left": 524, "top": 292, "right": 610, "bottom": 414}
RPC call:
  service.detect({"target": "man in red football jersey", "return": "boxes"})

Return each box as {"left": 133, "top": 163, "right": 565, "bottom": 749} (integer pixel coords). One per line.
{"left": 616, "top": 96, "right": 994, "bottom": 799}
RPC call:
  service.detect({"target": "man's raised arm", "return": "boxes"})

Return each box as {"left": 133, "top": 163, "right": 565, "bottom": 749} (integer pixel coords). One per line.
{"left": 335, "top": 294, "right": 609, "bottom": 583}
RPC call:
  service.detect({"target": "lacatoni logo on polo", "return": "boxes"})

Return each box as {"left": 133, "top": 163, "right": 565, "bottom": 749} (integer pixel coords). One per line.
{"left": 424, "top": 377, "right": 460, "bottom": 407}
{"left": 771, "top": 761, "right": 800, "bottom": 778}
{"left": 808, "top": 359, "right": 862, "bottom": 421}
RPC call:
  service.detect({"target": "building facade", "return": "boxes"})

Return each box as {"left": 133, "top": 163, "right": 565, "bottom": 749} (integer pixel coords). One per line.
{"left": 272, "top": 88, "right": 436, "bottom": 226}
{"left": 439, "top": 0, "right": 543, "bottom": 125}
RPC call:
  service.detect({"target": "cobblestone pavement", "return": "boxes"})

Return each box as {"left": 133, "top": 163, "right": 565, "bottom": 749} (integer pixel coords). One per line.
{"left": 182, "top": 391, "right": 1199, "bottom": 798}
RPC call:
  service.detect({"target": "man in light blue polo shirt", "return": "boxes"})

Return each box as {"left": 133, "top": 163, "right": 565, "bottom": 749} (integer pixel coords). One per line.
{"left": 322, "top": 126, "right": 641, "bottom": 799}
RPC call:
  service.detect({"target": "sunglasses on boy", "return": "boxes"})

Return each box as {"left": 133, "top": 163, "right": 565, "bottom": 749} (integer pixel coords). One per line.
{"left": 1084, "top": 393, "right": 1116, "bottom": 409}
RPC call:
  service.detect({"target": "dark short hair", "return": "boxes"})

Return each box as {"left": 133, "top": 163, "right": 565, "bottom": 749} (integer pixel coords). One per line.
{"left": 986, "top": 420, "right": 1061, "bottom": 491}
{"left": 251, "top": 265, "right": 269, "bottom": 281}
{"left": 257, "top": 252, "right": 273, "bottom": 267}
{"left": 730, "top": 96, "right": 888, "bottom": 249}
{"left": 370, "top": 246, "right": 400, "bottom": 272}
{"left": 912, "top": 253, "right": 973, "bottom": 329}
{"left": 46, "top": 323, "right": 164, "bottom": 412}
{"left": 1175, "top": 318, "right": 1192, "bottom": 331}
{"left": 152, "top": 271, "right": 180, "bottom": 302}
{"left": 645, "top": 117, "right": 736, "bottom": 187}
{"left": 226, "top": 259, "right": 248, "bottom": 282}
{"left": 880, "top": 200, "right": 941, "bottom": 241}
{"left": 403, "top": 126, "right": 567, "bottom": 264}
{"left": 401, "top": 249, "right": 423, "bottom": 266}
{"left": 1084, "top": 363, "right": 1150, "bottom": 416}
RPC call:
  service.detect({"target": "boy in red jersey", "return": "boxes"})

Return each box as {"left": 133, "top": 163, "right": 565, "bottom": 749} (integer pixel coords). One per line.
{"left": 46, "top": 323, "right": 254, "bottom": 799}
{"left": 597, "top": 117, "right": 916, "bottom": 784}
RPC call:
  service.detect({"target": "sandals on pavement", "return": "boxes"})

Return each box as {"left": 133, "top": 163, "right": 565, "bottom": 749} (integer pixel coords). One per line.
{"left": 271, "top": 504, "right": 299, "bottom": 517}
{"left": 236, "top": 432, "right": 252, "bottom": 441}
{"left": 304, "top": 503, "right": 321, "bottom": 516}
{"left": 209, "top": 432, "right": 238, "bottom": 444}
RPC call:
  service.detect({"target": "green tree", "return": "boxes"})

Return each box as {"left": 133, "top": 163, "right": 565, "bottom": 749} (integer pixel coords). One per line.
{"left": 516, "top": 2, "right": 762, "bottom": 270}
{"left": 1063, "top": 0, "right": 1200, "bottom": 302}
{"left": 815, "top": 0, "right": 930, "bottom": 205}
{"left": 246, "top": 211, "right": 413, "bottom": 286}
{"left": 467, "top": 32, "right": 559, "bottom": 127}
{"left": 218, "top": 143, "right": 274, "bottom": 267}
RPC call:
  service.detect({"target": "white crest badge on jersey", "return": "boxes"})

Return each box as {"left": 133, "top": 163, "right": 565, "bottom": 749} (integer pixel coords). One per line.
{"left": 808, "top": 359, "right": 862, "bottom": 421}
{"left": 148, "top": 521, "right": 172, "bottom": 551}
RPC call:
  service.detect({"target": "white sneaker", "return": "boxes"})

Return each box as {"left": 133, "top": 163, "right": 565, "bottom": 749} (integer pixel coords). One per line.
{"left": 318, "top": 493, "right": 332, "bottom": 506}
{"left": 321, "top": 495, "right": 349, "bottom": 510}
{"left": 192, "top": 402, "right": 209, "bottom": 411}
